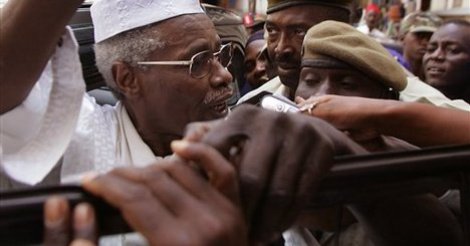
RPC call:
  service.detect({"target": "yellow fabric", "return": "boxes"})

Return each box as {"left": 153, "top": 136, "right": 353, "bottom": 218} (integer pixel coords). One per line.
{"left": 303, "top": 20, "right": 407, "bottom": 91}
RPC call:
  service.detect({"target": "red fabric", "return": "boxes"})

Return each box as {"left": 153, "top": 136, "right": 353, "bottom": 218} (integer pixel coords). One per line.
{"left": 366, "top": 3, "right": 381, "bottom": 14}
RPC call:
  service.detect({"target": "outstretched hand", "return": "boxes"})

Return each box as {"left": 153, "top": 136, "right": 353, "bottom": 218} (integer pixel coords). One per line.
{"left": 296, "top": 95, "right": 386, "bottom": 143}
{"left": 82, "top": 142, "right": 246, "bottom": 246}
{"left": 185, "top": 104, "right": 367, "bottom": 243}
{"left": 43, "top": 141, "right": 247, "bottom": 246}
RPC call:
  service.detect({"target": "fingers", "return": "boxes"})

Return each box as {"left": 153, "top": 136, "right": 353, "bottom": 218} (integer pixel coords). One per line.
{"left": 82, "top": 171, "right": 174, "bottom": 238}
{"left": 70, "top": 239, "right": 96, "bottom": 246}
{"left": 296, "top": 96, "right": 327, "bottom": 116}
{"left": 72, "top": 203, "right": 97, "bottom": 244}
{"left": 237, "top": 127, "right": 281, "bottom": 230}
{"left": 294, "top": 96, "right": 306, "bottom": 104}
{"left": 250, "top": 125, "right": 314, "bottom": 240}
{"left": 44, "top": 197, "right": 97, "bottom": 246}
{"left": 171, "top": 140, "right": 240, "bottom": 205}
{"left": 184, "top": 120, "right": 220, "bottom": 142}
{"left": 82, "top": 161, "right": 247, "bottom": 246}
{"left": 44, "top": 196, "right": 71, "bottom": 246}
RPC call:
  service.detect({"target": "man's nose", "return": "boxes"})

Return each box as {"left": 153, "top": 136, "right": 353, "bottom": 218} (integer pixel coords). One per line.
{"left": 209, "top": 60, "right": 233, "bottom": 87}
{"left": 429, "top": 47, "right": 445, "bottom": 61}
{"left": 255, "top": 60, "right": 267, "bottom": 74}
{"left": 274, "top": 32, "right": 294, "bottom": 56}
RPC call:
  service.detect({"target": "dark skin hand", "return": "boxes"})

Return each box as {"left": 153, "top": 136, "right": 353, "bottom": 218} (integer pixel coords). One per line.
{"left": 296, "top": 95, "right": 470, "bottom": 147}
{"left": 43, "top": 197, "right": 96, "bottom": 246}
{"left": 184, "top": 104, "right": 367, "bottom": 243}
{"left": 44, "top": 141, "right": 247, "bottom": 246}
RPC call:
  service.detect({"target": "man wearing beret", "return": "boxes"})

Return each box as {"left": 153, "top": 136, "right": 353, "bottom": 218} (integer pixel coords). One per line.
{"left": 238, "top": 0, "right": 469, "bottom": 112}
{"left": 290, "top": 21, "right": 464, "bottom": 246}
{"left": 235, "top": 0, "right": 466, "bottom": 243}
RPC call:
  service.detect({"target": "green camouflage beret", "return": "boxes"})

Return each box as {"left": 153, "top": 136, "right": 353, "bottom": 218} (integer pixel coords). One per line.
{"left": 302, "top": 21, "right": 407, "bottom": 91}
{"left": 400, "top": 12, "right": 442, "bottom": 36}
{"left": 202, "top": 4, "right": 248, "bottom": 53}
{"left": 267, "top": 0, "right": 353, "bottom": 14}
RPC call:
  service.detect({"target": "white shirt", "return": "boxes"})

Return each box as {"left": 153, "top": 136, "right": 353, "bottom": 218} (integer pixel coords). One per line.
{"left": 0, "top": 28, "right": 159, "bottom": 188}
{"left": 0, "top": 26, "right": 159, "bottom": 246}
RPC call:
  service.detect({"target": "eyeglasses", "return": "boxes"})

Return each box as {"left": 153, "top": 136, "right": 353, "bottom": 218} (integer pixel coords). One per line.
{"left": 137, "top": 43, "right": 233, "bottom": 79}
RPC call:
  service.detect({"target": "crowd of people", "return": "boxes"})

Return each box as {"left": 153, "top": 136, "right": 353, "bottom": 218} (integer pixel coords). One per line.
{"left": 1, "top": 0, "right": 469, "bottom": 245}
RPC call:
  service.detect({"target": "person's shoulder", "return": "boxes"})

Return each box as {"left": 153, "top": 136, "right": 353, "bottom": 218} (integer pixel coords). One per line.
{"left": 400, "top": 76, "right": 470, "bottom": 111}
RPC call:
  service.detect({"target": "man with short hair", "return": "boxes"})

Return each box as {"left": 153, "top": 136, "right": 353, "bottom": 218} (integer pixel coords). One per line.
{"left": 423, "top": 19, "right": 470, "bottom": 103}
{"left": 400, "top": 12, "right": 442, "bottom": 80}
{"left": 238, "top": 0, "right": 469, "bottom": 111}
{"left": 293, "top": 21, "right": 464, "bottom": 246}
{"left": 356, "top": 3, "right": 388, "bottom": 40}
{"left": 242, "top": 30, "right": 273, "bottom": 95}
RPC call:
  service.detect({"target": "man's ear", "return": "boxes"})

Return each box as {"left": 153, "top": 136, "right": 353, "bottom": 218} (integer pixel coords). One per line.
{"left": 112, "top": 61, "right": 141, "bottom": 97}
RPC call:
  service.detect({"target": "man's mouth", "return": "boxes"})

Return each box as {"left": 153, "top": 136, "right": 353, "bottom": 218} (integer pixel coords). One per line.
{"left": 426, "top": 66, "right": 445, "bottom": 76}
{"left": 257, "top": 75, "right": 270, "bottom": 84}
{"left": 277, "top": 63, "right": 299, "bottom": 76}
{"left": 276, "top": 60, "right": 298, "bottom": 70}
{"left": 207, "top": 91, "right": 233, "bottom": 115}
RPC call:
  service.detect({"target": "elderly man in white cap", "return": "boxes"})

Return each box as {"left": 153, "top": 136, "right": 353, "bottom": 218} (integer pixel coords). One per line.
{"left": 1, "top": 0, "right": 234, "bottom": 186}
{"left": 0, "top": 0, "right": 246, "bottom": 245}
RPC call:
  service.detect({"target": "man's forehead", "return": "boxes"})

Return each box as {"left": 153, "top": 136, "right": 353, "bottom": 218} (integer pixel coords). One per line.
{"left": 266, "top": 0, "right": 352, "bottom": 14}
{"left": 266, "top": 4, "right": 348, "bottom": 26}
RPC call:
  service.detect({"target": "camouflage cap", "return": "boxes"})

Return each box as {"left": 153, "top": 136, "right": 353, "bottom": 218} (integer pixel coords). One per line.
{"left": 202, "top": 4, "right": 248, "bottom": 54}
{"left": 267, "top": 0, "right": 353, "bottom": 14}
{"left": 400, "top": 12, "right": 442, "bottom": 36}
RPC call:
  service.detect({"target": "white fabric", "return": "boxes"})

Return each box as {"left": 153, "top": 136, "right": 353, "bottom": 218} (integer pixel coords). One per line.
{"left": 399, "top": 75, "right": 470, "bottom": 110}
{"left": 1, "top": 27, "right": 159, "bottom": 186}
{"left": 0, "top": 26, "right": 161, "bottom": 246}
{"left": 237, "top": 75, "right": 470, "bottom": 111}
{"left": 356, "top": 24, "right": 388, "bottom": 40}
{"left": 91, "top": 0, "right": 204, "bottom": 43}
{"left": 1, "top": 27, "right": 85, "bottom": 185}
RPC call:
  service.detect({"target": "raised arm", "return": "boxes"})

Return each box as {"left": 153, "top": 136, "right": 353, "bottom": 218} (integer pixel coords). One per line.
{"left": 0, "top": 0, "right": 83, "bottom": 113}
{"left": 296, "top": 95, "right": 470, "bottom": 147}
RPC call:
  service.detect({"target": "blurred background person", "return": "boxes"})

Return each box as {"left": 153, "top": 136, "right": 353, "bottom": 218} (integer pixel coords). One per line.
{"left": 202, "top": 3, "right": 248, "bottom": 105}
{"left": 384, "top": 4, "right": 403, "bottom": 40}
{"left": 423, "top": 19, "right": 470, "bottom": 103}
{"left": 357, "top": 3, "right": 387, "bottom": 40}
{"left": 241, "top": 30, "right": 276, "bottom": 96}
{"left": 400, "top": 12, "right": 442, "bottom": 80}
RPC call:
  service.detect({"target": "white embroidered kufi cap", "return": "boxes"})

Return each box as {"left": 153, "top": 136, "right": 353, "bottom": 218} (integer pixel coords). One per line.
{"left": 91, "top": 0, "right": 204, "bottom": 43}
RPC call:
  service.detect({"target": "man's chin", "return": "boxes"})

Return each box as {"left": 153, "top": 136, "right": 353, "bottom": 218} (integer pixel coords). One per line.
{"left": 279, "top": 74, "right": 299, "bottom": 90}
{"left": 277, "top": 68, "right": 300, "bottom": 90}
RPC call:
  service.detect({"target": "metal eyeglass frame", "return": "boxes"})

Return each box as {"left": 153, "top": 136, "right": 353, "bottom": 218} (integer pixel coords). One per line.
{"left": 137, "top": 43, "right": 233, "bottom": 79}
